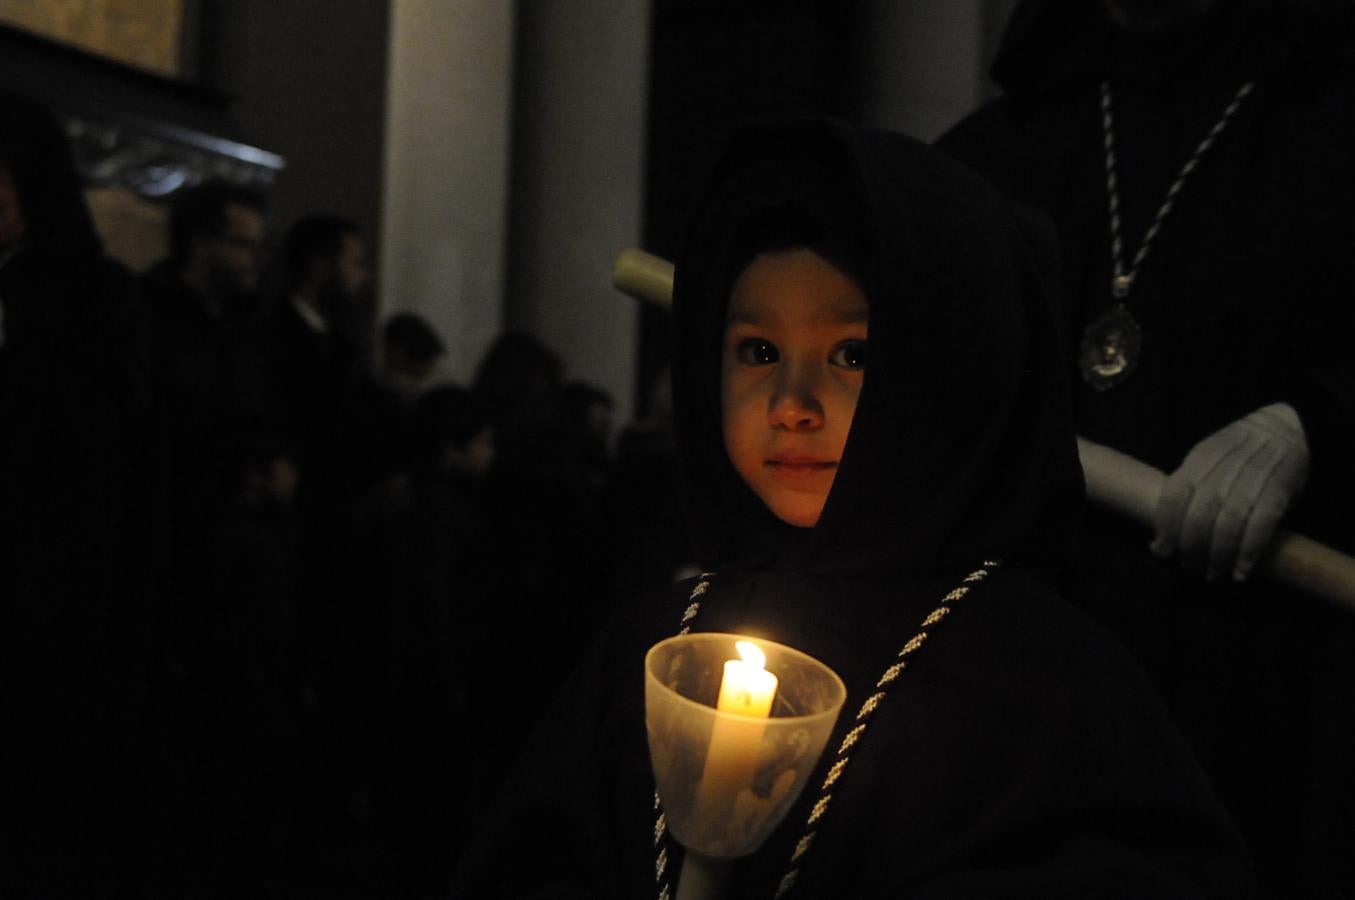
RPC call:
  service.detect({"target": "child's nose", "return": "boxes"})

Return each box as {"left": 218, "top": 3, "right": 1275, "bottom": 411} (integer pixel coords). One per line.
{"left": 768, "top": 365, "right": 825, "bottom": 431}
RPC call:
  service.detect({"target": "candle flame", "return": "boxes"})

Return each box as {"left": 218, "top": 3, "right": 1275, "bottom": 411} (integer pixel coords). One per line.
{"left": 735, "top": 640, "right": 767, "bottom": 671}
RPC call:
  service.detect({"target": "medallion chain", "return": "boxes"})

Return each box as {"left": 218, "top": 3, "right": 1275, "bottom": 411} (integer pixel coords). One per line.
{"left": 1080, "top": 77, "right": 1255, "bottom": 390}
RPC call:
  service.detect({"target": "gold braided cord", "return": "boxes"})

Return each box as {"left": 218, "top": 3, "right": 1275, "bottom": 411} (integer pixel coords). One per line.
{"left": 837, "top": 724, "right": 865, "bottom": 755}
{"left": 791, "top": 833, "right": 815, "bottom": 863}
{"left": 771, "top": 560, "right": 1001, "bottom": 899}
{"left": 854, "top": 692, "right": 885, "bottom": 721}
{"left": 822, "top": 758, "right": 848, "bottom": 790}
{"left": 1100, "top": 79, "right": 1255, "bottom": 298}
{"left": 922, "top": 606, "right": 951, "bottom": 627}
{"left": 653, "top": 574, "right": 715, "bottom": 900}
{"left": 806, "top": 795, "right": 833, "bottom": 827}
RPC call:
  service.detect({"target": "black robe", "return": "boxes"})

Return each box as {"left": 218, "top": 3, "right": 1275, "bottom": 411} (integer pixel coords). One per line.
{"left": 455, "top": 121, "right": 1255, "bottom": 898}
{"left": 936, "top": 3, "right": 1355, "bottom": 893}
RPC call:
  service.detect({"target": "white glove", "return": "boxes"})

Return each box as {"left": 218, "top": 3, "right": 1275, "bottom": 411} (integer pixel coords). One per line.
{"left": 1151, "top": 403, "right": 1309, "bottom": 582}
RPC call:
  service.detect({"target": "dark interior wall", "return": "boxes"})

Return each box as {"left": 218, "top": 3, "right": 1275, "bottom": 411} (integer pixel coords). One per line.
{"left": 209, "top": 0, "right": 391, "bottom": 287}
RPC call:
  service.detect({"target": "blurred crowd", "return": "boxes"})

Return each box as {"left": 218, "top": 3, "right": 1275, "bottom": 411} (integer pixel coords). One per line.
{"left": 2, "top": 92, "right": 692, "bottom": 898}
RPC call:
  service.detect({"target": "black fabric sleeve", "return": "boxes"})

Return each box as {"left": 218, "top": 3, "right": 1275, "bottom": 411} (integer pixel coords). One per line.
{"left": 453, "top": 587, "right": 685, "bottom": 899}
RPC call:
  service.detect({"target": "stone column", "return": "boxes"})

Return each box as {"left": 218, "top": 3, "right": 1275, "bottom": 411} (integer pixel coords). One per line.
{"left": 381, "top": 0, "right": 516, "bottom": 384}
{"left": 505, "top": 0, "right": 652, "bottom": 414}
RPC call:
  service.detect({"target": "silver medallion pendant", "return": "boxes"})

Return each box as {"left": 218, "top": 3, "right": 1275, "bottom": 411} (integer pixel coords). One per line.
{"left": 1078, "top": 301, "right": 1142, "bottom": 392}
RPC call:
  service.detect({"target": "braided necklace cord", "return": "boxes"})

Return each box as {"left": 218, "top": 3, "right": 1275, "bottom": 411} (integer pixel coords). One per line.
{"left": 1100, "top": 78, "right": 1255, "bottom": 301}
{"left": 651, "top": 561, "right": 1002, "bottom": 900}
{"left": 653, "top": 574, "right": 714, "bottom": 900}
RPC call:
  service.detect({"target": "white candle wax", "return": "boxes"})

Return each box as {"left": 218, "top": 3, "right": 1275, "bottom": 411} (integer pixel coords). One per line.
{"left": 694, "top": 641, "right": 779, "bottom": 832}
{"left": 715, "top": 641, "right": 778, "bottom": 717}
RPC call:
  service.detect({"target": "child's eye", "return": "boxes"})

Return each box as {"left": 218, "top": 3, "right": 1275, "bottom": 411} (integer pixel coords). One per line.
{"left": 830, "top": 339, "right": 867, "bottom": 370}
{"left": 736, "top": 338, "right": 779, "bottom": 365}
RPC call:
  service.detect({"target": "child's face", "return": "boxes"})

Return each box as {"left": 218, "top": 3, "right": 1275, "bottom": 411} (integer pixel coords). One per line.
{"left": 722, "top": 248, "right": 867, "bottom": 528}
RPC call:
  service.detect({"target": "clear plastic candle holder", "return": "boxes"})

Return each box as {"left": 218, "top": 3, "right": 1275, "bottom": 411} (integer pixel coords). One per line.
{"left": 645, "top": 632, "right": 847, "bottom": 860}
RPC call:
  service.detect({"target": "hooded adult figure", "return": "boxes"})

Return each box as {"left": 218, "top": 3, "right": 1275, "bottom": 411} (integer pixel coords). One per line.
{"left": 0, "top": 91, "right": 153, "bottom": 895}
{"left": 455, "top": 120, "right": 1255, "bottom": 898}
{"left": 937, "top": 3, "right": 1355, "bottom": 894}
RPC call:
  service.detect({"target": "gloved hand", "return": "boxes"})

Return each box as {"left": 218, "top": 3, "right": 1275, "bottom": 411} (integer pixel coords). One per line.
{"left": 1151, "top": 403, "right": 1309, "bottom": 582}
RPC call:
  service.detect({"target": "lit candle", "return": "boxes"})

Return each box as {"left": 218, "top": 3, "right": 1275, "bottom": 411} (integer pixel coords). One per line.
{"left": 694, "top": 640, "right": 779, "bottom": 831}
{"left": 717, "top": 641, "right": 778, "bottom": 717}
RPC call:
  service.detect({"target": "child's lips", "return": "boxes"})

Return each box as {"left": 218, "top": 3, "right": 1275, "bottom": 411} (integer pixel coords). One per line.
{"left": 765, "top": 456, "right": 837, "bottom": 477}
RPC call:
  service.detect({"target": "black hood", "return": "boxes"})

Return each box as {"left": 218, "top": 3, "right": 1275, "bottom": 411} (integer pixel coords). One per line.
{"left": 0, "top": 92, "right": 101, "bottom": 261}
{"left": 671, "top": 119, "right": 1084, "bottom": 578}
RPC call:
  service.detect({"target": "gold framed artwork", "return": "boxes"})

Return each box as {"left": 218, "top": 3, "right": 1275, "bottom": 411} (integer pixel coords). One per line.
{"left": 0, "top": 0, "right": 185, "bottom": 79}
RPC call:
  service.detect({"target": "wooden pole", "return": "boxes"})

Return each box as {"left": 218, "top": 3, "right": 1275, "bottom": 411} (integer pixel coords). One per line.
{"left": 612, "top": 247, "right": 675, "bottom": 310}
{"left": 612, "top": 247, "right": 1355, "bottom": 614}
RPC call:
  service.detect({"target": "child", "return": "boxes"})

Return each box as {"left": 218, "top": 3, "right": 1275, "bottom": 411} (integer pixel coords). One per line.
{"left": 456, "top": 120, "right": 1255, "bottom": 898}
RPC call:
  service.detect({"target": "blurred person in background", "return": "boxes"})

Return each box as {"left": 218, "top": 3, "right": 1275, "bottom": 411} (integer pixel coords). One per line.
{"left": 142, "top": 181, "right": 275, "bottom": 564}
{"left": 561, "top": 379, "right": 616, "bottom": 492}
{"left": 348, "top": 311, "right": 446, "bottom": 499}
{"left": 253, "top": 213, "right": 386, "bottom": 892}
{"left": 143, "top": 181, "right": 310, "bottom": 896}
{"left": 470, "top": 333, "right": 610, "bottom": 785}
{"left": 380, "top": 310, "right": 444, "bottom": 407}
{"left": 0, "top": 90, "right": 153, "bottom": 896}
{"left": 261, "top": 212, "right": 368, "bottom": 483}
{"left": 143, "top": 181, "right": 267, "bottom": 322}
